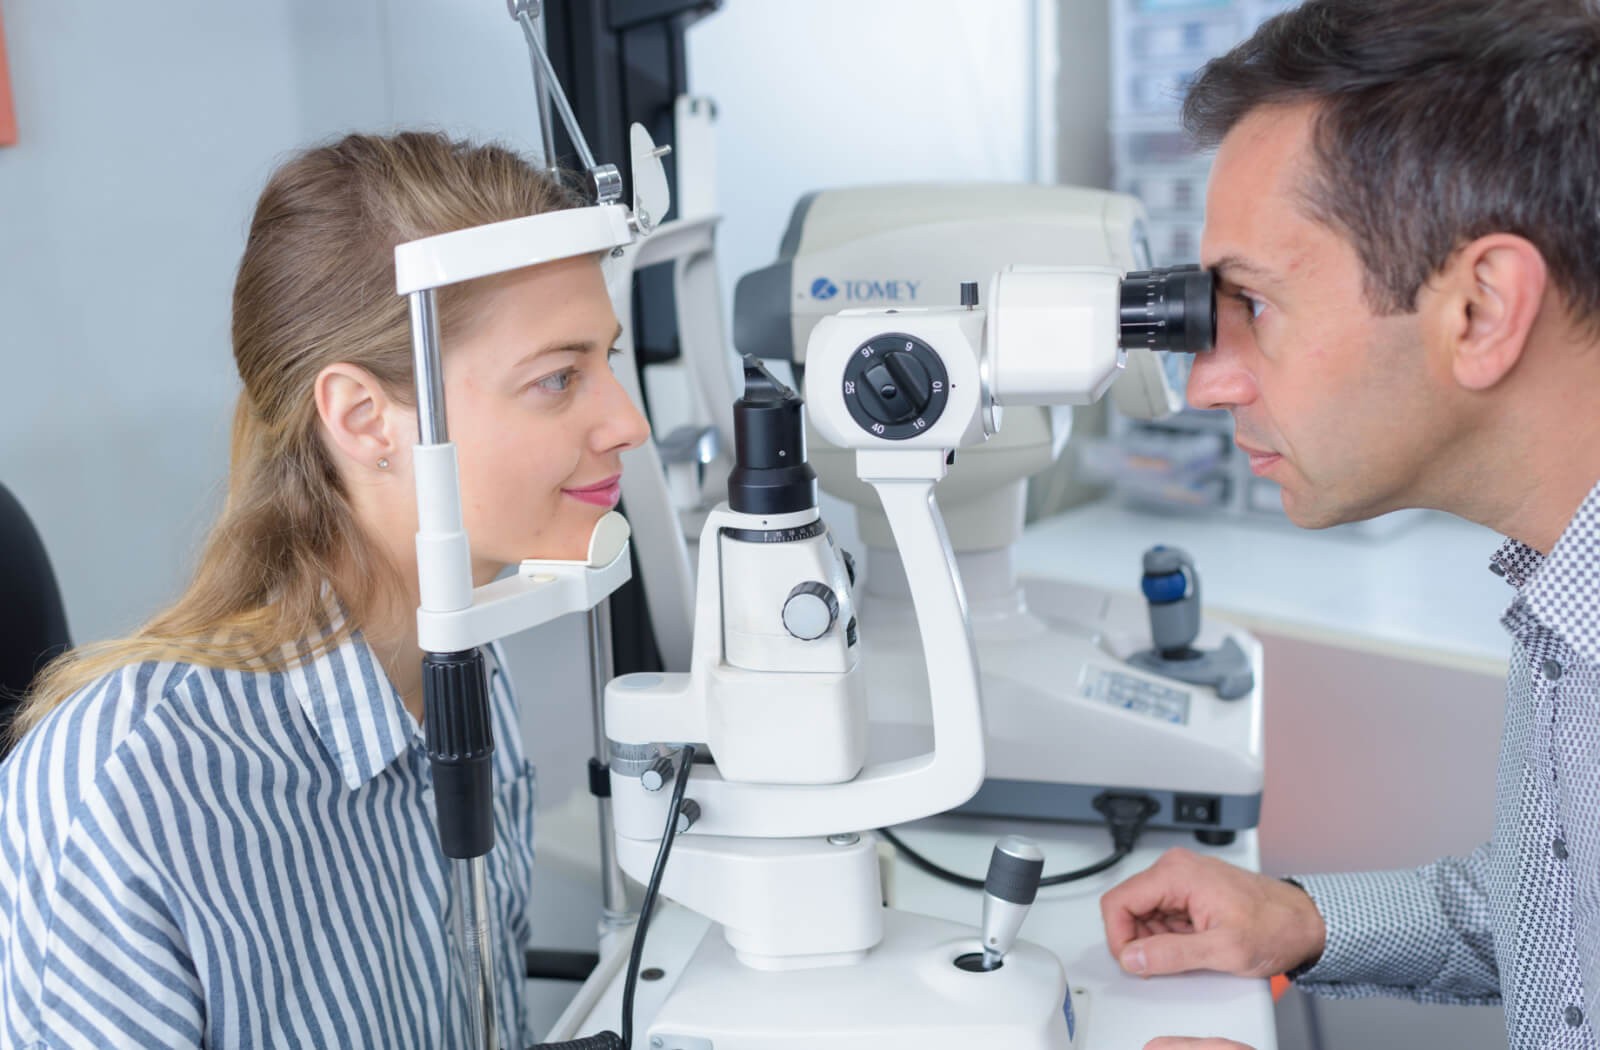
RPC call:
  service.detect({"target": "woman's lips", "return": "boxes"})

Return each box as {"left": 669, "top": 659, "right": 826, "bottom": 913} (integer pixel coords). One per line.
{"left": 563, "top": 474, "right": 622, "bottom": 507}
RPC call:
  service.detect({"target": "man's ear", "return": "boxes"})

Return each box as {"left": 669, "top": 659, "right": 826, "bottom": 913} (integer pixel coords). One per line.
{"left": 314, "top": 363, "right": 403, "bottom": 474}
{"left": 1428, "top": 234, "right": 1547, "bottom": 392}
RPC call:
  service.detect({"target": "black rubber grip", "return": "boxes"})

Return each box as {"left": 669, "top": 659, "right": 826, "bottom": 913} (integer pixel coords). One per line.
{"left": 423, "top": 649, "right": 495, "bottom": 860}
{"left": 984, "top": 846, "right": 1045, "bottom": 905}
{"left": 587, "top": 757, "right": 611, "bottom": 798}
{"left": 526, "top": 1033, "right": 624, "bottom": 1050}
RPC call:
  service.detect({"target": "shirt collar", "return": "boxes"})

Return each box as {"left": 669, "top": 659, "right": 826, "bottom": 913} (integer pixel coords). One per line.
{"left": 282, "top": 606, "right": 419, "bottom": 791}
{"left": 1494, "top": 478, "right": 1600, "bottom": 665}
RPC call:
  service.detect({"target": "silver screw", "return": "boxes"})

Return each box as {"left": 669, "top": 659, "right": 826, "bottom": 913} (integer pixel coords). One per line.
{"left": 650, "top": 1038, "right": 664, "bottom": 1049}
{"left": 827, "top": 832, "right": 860, "bottom": 847}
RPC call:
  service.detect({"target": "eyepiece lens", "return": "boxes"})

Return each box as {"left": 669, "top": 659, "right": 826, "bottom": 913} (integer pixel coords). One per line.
{"left": 1118, "top": 265, "right": 1217, "bottom": 354}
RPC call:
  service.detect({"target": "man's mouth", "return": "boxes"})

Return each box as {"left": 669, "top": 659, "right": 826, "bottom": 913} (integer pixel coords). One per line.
{"left": 1234, "top": 441, "right": 1281, "bottom": 477}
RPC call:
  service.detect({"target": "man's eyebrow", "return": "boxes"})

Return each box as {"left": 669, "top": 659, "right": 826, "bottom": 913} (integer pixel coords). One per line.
{"left": 1207, "top": 255, "right": 1278, "bottom": 287}
{"left": 513, "top": 322, "right": 624, "bottom": 370}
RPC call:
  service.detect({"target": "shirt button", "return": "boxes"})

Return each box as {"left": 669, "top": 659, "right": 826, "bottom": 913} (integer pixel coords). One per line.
{"left": 1543, "top": 658, "right": 1564, "bottom": 680}
{"left": 1566, "top": 1005, "right": 1584, "bottom": 1027}
{"left": 1554, "top": 838, "right": 1570, "bottom": 860}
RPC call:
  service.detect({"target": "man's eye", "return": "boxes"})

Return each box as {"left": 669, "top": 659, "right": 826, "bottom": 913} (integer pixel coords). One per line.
{"left": 1234, "top": 292, "right": 1266, "bottom": 323}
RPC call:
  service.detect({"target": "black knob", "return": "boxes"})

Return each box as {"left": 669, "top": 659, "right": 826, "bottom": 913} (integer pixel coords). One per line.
{"left": 640, "top": 755, "right": 676, "bottom": 792}
{"left": 782, "top": 581, "right": 839, "bottom": 640}
{"left": 841, "top": 334, "right": 950, "bottom": 440}
{"left": 960, "top": 281, "right": 979, "bottom": 308}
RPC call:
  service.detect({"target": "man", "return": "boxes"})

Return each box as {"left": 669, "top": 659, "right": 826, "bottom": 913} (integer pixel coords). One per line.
{"left": 1097, "top": 2, "right": 1600, "bottom": 1048}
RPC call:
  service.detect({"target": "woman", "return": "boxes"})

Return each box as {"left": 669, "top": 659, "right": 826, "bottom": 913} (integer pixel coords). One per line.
{"left": 0, "top": 132, "right": 649, "bottom": 1047}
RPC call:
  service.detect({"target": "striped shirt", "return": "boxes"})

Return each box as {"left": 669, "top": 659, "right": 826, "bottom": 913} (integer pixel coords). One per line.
{"left": 0, "top": 625, "right": 540, "bottom": 1048}
{"left": 1292, "top": 478, "right": 1600, "bottom": 1049}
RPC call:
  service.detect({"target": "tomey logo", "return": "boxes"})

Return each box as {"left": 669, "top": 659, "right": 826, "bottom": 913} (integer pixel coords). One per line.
{"left": 808, "top": 277, "right": 921, "bottom": 303}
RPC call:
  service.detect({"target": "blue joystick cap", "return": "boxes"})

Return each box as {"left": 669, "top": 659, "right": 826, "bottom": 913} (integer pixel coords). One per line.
{"left": 1142, "top": 571, "right": 1188, "bottom": 604}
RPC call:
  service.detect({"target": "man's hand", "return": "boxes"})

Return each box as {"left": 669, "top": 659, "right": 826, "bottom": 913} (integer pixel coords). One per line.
{"left": 1100, "top": 847, "right": 1326, "bottom": 979}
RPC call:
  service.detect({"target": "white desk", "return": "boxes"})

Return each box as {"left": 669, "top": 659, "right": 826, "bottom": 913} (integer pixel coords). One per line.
{"left": 1017, "top": 502, "right": 1511, "bottom": 672}
{"left": 546, "top": 818, "right": 1276, "bottom": 1049}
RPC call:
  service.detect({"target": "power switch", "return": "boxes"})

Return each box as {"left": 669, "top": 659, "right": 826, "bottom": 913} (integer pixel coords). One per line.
{"left": 1174, "top": 794, "right": 1221, "bottom": 826}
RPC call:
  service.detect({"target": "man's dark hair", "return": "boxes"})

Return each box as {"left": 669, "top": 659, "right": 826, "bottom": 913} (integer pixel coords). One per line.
{"left": 1183, "top": 0, "right": 1600, "bottom": 327}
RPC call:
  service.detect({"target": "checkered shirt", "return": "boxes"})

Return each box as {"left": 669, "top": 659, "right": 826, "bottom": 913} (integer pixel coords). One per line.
{"left": 1288, "top": 478, "right": 1600, "bottom": 1048}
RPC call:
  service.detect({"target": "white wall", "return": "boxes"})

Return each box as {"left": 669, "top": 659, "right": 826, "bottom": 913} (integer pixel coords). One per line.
{"left": 685, "top": 0, "right": 1049, "bottom": 326}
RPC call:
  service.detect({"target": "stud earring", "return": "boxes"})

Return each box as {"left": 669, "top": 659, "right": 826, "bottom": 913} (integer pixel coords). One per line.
{"left": 377, "top": 457, "right": 390, "bottom": 470}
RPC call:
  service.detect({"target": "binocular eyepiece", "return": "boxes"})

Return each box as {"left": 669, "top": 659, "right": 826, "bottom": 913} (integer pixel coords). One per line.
{"left": 1118, "top": 265, "right": 1217, "bottom": 356}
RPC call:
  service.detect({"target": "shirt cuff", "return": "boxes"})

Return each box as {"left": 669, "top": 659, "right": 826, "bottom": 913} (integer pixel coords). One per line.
{"left": 1286, "top": 869, "right": 1453, "bottom": 989}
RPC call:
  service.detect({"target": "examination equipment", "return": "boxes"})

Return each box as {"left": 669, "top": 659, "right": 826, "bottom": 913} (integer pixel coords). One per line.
{"left": 733, "top": 188, "right": 1263, "bottom": 839}
{"left": 595, "top": 250, "right": 1229, "bottom": 1047}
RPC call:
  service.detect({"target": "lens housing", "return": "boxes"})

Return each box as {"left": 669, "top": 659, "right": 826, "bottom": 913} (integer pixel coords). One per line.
{"left": 1118, "top": 265, "right": 1216, "bottom": 354}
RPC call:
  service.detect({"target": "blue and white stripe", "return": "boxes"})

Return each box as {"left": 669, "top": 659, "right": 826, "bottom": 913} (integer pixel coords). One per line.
{"left": 0, "top": 626, "right": 539, "bottom": 1047}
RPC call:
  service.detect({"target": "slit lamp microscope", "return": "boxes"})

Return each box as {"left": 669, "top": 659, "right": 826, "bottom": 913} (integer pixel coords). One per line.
{"left": 600, "top": 263, "right": 1219, "bottom": 1049}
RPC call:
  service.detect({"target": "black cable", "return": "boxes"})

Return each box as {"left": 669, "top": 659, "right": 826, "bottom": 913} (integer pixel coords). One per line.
{"left": 878, "top": 792, "right": 1161, "bottom": 890}
{"left": 528, "top": 743, "right": 697, "bottom": 1050}
{"left": 620, "top": 742, "right": 696, "bottom": 1050}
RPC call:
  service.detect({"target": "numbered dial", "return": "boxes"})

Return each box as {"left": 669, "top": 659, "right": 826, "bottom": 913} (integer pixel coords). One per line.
{"left": 841, "top": 334, "right": 950, "bottom": 440}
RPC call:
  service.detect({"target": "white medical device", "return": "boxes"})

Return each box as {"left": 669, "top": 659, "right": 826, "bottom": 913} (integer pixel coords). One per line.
{"left": 733, "top": 187, "right": 1264, "bottom": 839}
{"left": 600, "top": 262, "right": 1218, "bottom": 1049}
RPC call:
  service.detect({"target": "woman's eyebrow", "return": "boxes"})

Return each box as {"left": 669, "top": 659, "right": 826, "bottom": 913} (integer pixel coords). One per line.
{"left": 512, "top": 322, "right": 624, "bottom": 370}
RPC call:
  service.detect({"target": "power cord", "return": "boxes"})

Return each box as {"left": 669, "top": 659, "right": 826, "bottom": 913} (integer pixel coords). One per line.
{"left": 529, "top": 743, "right": 697, "bottom": 1050}
{"left": 879, "top": 792, "right": 1160, "bottom": 889}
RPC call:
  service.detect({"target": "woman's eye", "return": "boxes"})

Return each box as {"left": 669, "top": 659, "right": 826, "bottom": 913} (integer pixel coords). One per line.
{"left": 532, "top": 368, "right": 577, "bottom": 394}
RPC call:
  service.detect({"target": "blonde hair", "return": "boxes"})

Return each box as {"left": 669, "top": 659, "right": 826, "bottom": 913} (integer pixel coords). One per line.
{"left": 14, "top": 131, "right": 585, "bottom": 739}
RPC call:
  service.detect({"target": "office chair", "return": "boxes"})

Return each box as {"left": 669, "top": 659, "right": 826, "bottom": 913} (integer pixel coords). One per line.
{"left": 0, "top": 482, "right": 70, "bottom": 754}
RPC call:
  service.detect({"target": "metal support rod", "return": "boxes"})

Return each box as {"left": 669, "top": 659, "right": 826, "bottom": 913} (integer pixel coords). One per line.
{"left": 516, "top": 9, "right": 598, "bottom": 172}
{"left": 408, "top": 289, "right": 448, "bottom": 444}
{"left": 455, "top": 857, "right": 501, "bottom": 1050}
{"left": 524, "top": 12, "right": 559, "bottom": 173}
{"left": 586, "top": 603, "right": 634, "bottom": 928}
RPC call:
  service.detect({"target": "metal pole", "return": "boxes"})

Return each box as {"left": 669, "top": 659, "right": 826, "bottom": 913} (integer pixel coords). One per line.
{"left": 456, "top": 859, "right": 501, "bottom": 1050}
{"left": 412, "top": 287, "right": 499, "bottom": 1050}
{"left": 586, "top": 603, "right": 634, "bottom": 929}
{"left": 516, "top": 10, "right": 598, "bottom": 172}
{"left": 408, "top": 290, "right": 448, "bottom": 444}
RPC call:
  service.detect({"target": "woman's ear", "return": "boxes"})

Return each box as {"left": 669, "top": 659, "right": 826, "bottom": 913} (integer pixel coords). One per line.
{"left": 314, "top": 363, "right": 403, "bottom": 475}
{"left": 1426, "top": 234, "right": 1547, "bottom": 392}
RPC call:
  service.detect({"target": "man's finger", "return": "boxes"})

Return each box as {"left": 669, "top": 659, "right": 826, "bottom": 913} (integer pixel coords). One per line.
{"left": 1101, "top": 865, "right": 1193, "bottom": 955}
{"left": 1145, "top": 1039, "right": 1255, "bottom": 1050}
{"left": 1119, "top": 929, "right": 1240, "bottom": 977}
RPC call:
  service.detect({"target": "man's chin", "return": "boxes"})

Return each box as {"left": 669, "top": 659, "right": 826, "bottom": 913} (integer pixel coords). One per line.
{"left": 1280, "top": 488, "right": 1389, "bottom": 531}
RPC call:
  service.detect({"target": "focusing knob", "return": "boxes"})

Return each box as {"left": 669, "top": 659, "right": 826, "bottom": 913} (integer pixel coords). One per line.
{"left": 782, "top": 581, "right": 839, "bottom": 640}
{"left": 841, "top": 333, "right": 950, "bottom": 440}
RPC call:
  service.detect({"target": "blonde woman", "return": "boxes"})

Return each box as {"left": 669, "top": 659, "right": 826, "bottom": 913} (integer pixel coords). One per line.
{"left": 0, "top": 132, "right": 649, "bottom": 1047}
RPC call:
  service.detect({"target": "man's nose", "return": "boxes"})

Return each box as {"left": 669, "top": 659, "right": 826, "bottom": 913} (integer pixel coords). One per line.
{"left": 1184, "top": 330, "right": 1257, "bottom": 413}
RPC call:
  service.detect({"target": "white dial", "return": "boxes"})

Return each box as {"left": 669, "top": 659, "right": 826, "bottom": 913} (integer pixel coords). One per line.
{"left": 782, "top": 581, "right": 839, "bottom": 640}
